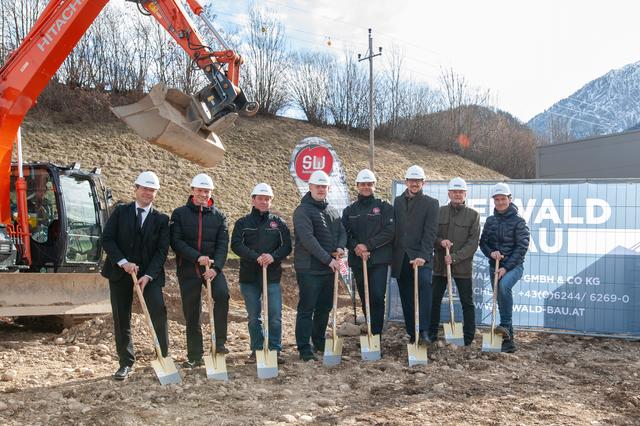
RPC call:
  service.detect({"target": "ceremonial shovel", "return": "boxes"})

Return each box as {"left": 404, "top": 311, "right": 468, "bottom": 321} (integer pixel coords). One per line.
{"left": 130, "top": 272, "right": 181, "bottom": 385}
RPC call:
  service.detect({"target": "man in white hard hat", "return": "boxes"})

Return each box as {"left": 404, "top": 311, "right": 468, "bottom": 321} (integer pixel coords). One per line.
{"left": 480, "top": 182, "right": 530, "bottom": 353}
{"left": 101, "top": 171, "right": 171, "bottom": 380}
{"left": 391, "top": 165, "right": 439, "bottom": 345}
{"left": 341, "top": 169, "right": 394, "bottom": 339}
{"left": 428, "top": 177, "right": 480, "bottom": 346}
{"left": 170, "top": 173, "right": 230, "bottom": 368}
{"left": 293, "top": 170, "right": 346, "bottom": 361}
{"left": 231, "top": 183, "right": 292, "bottom": 363}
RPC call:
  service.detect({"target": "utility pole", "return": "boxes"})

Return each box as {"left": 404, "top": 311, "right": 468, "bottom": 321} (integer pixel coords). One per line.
{"left": 358, "top": 29, "right": 382, "bottom": 172}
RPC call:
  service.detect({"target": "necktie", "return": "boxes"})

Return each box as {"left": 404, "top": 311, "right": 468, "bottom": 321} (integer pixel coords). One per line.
{"left": 136, "top": 207, "right": 145, "bottom": 229}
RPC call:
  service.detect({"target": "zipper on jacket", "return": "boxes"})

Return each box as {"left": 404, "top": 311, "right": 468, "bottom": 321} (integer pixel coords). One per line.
{"left": 195, "top": 206, "right": 203, "bottom": 277}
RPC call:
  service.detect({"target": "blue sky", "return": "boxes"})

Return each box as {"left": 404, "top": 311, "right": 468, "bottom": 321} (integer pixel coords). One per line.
{"left": 205, "top": 0, "right": 640, "bottom": 122}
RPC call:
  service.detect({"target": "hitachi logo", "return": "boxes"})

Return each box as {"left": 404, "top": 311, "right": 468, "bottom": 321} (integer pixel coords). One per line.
{"left": 37, "top": 0, "right": 83, "bottom": 52}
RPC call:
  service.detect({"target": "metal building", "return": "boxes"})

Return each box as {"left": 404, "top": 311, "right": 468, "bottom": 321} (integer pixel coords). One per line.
{"left": 536, "top": 129, "right": 640, "bottom": 178}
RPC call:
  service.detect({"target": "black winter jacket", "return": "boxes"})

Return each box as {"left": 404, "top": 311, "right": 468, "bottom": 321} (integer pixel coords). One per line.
{"left": 170, "top": 196, "right": 229, "bottom": 279}
{"left": 231, "top": 207, "right": 292, "bottom": 283}
{"left": 480, "top": 203, "right": 530, "bottom": 271}
{"left": 391, "top": 189, "right": 439, "bottom": 277}
{"left": 342, "top": 194, "right": 394, "bottom": 269}
{"left": 293, "top": 192, "right": 346, "bottom": 274}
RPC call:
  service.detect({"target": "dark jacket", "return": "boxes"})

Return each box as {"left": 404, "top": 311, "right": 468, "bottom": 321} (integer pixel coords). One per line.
{"left": 480, "top": 203, "right": 530, "bottom": 271}
{"left": 170, "top": 196, "right": 229, "bottom": 279}
{"left": 391, "top": 189, "right": 439, "bottom": 277}
{"left": 293, "top": 192, "right": 346, "bottom": 274}
{"left": 433, "top": 202, "right": 480, "bottom": 278}
{"left": 342, "top": 194, "right": 394, "bottom": 269}
{"left": 101, "top": 202, "right": 170, "bottom": 286}
{"left": 231, "top": 207, "right": 292, "bottom": 283}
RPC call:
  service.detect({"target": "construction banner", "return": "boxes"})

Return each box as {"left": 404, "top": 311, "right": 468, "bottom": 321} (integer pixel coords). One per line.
{"left": 386, "top": 179, "right": 640, "bottom": 338}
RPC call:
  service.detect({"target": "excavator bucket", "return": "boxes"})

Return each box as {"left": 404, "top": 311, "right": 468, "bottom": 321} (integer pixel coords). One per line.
{"left": 111, "top": 83, "right": 238, "bottom": 168}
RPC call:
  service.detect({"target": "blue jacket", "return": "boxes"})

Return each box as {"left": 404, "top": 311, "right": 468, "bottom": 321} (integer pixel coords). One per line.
{"left": 479, "top": 203, "right": 530, "bottom": 271}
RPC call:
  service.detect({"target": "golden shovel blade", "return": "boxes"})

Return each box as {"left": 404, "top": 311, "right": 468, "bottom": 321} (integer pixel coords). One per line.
{"left": 256, "top": 349, "right": 278, "bottom": 379}
{"left": 150, "top": 356, "right": 181, "bottom": 385}
{"left": 360, "top": 334, "right": 381, "bottom": 361}
{"left": 204, "top": 353, "right": 228, "bottom": 381}
{"left": 443, "top": 321, "right": 465, "bottom": 346}
{"left": 323, "top": 337, "right": 344, "bottom": 366}
{"left": 481, "top": 332, "right": 503, "bottom": 352}
{"left": 407, "top": 342, "right": 428, "bottom": 367}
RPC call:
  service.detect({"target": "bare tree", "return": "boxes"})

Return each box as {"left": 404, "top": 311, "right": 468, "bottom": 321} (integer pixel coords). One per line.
{"left": 288, "top": 51, "right": 334, "bottom": 124}
{"left": 327, "top": 51, "right": 369, "bottom": 129}
{"left": 242, "top": 4, "right": 290, "bottom": 115}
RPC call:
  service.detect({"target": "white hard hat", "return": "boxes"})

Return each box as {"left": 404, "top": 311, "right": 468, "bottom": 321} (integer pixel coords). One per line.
{"left": 491, "top": 182, "right": 511, "bottom": 197}
{"left": 191, "top": 173, "right": 214, "bottom": 190}
{"left": 308, "top": 170, "right": 330, "bottom": 185}
{"left": 405, "top": 165, "right": 426, "bottom": 180}
{"left": 448, "top": 177, "right": 467, "bottom": 191}
{"left": 251, "top": 183, "right": 274, "bottom": 197}
{"left": 355, "top": 169, "right": 376, "bottom": 183}
{"left": 134, "top": 171, "right": 160, "bottom": 190}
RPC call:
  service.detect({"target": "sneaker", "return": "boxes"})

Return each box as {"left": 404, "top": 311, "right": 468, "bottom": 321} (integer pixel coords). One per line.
{"left": 182, "top": 358, "right": 203, "bottom": 369}
{"left": 299, "top": 351, "right": 317, "bottom": 362}
{"left": 113, "top": 365, "right": 132, "bottom": 381}
{"left": 215, "top": 344, "right": 230, "bottom": 355}
{"left": 501, "top": 339, "right": 517, "bottom": 353}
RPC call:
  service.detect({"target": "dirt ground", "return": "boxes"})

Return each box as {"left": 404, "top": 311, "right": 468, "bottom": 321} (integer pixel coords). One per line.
{"left": 1, "top": 258, "right": 639, "bottom": 425}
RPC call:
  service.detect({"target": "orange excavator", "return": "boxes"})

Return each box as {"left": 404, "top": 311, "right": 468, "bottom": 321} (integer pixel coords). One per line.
{"left": 0, "top": 0, "right": 257, "bottom": 320}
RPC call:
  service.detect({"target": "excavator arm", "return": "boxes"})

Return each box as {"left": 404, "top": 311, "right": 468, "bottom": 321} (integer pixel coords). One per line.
{"left": 0, "top": 0, "right": 256, "bottom": 264}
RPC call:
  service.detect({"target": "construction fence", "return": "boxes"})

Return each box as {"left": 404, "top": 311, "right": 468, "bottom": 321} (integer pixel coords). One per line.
{"left": 386, "top": 179, "right": 640, "bottom": 338}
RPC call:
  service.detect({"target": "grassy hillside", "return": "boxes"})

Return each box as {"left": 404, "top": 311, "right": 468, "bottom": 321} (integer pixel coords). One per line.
{"left": 19, "top": 115, "right": 504, "bottom": 223}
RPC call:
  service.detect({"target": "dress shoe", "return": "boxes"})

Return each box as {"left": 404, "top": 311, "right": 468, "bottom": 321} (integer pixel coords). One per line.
{"left": 299, "top": 351, "right": 317, "bottom": 362}
{"left": 215, "top": 344, "right": 230, "bottom": 355}
{"left": 182, "top": 358, "right": 203, "bottom": 369}
{"left": 501, "top": 339, "right": 517, "bottom": 353}
{"left": 113, "top": 365, "right": 132, "bottom": 381}
{"left": 246, "top": 351, "right": 256, "bottom": 364}
{"left": 419, "top": 331, "right": 432, "bottom": 344}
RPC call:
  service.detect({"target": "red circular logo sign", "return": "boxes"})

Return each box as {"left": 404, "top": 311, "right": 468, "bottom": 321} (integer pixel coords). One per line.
{"left": 372, "top": 207, "right": 380, "bottom": 214}
{"left": 294, "top": 145, "right": 333, "bottom": 182}
{"left": 270, "top": 221, "right": 278, "bottom": 229}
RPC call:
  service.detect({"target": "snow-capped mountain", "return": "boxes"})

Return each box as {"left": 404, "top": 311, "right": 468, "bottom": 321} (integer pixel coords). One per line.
{"left": 528, "top": 61, "right": 640, "bottom": 141}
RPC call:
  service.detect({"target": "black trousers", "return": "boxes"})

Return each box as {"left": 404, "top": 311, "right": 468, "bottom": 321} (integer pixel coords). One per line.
{"left": 109, "top": 277, "right": 169, "bottom": 368}
{"left": 179, "top": 273, "right": 229, "bottom": 362}
{"left": 352, "top": 264, "right": 388, "bottom": 335}
{"left": 396, "top": 255, "right": 433, "bottom": 339}
{"left": 429, "top": 275, "right": 476, "bottom": 344}
{"left": 295, "top": 272, "right": 333, "bottom": 353}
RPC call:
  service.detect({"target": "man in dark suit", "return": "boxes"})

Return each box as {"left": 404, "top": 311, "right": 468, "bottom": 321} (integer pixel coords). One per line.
{"left": 101, "top": 171, "right": 170, "bottom": 381}
{"left": 392, "top": 165, "right": 439, "bottom": 344}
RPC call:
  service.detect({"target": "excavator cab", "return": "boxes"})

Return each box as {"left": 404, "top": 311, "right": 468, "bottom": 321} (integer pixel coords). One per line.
{"left": 0, "top": 163, "right": 112, "bottom": 318}
{"left": 8, "top": 163, "right": 111, "bottom": 272}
